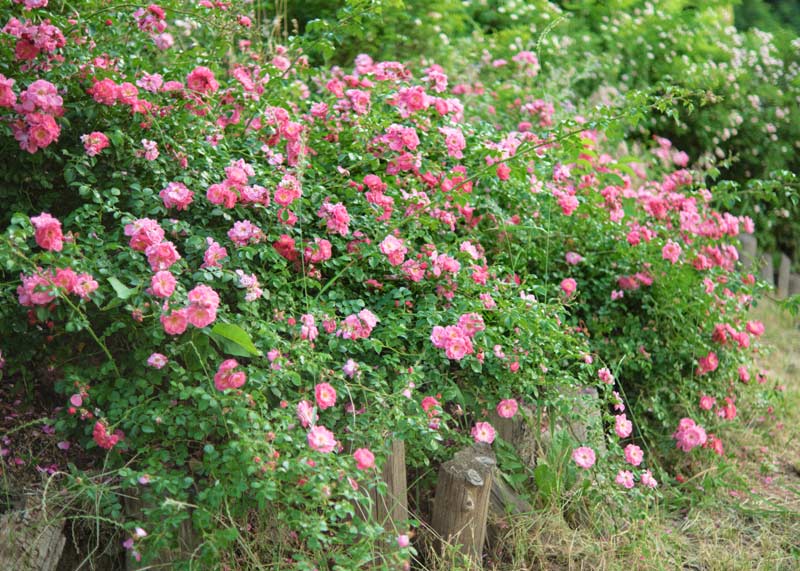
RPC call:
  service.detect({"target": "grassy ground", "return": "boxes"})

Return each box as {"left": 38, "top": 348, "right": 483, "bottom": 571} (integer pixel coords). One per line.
{"left": 475, "top": 299, "right": 800, "bottom": 571}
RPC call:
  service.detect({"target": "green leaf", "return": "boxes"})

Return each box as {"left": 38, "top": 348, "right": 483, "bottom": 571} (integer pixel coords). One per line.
{"left": 533, "top": 463, "right": 557, "bottom": 500}
{"left": 108, "top": 277, "right": 135, "bottom": 300}
{"left": 210, "top": 322, "right": 261, "bottom": 357}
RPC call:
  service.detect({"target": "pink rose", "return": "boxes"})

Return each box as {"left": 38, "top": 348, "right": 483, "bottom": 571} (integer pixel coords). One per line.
{"left": 124, "top": 218, "right": 164, "bottom": 251}
{"left": 30, "top": 212, "right": 63, "bottom": 251}
{"left": 696, "top": 351, "right": 718, "bottom": 375}
{"left": 572, "top": 446, "right": 596, "bottom": 469}
{"left": 353, "top": 447, "right": 375, "bottom": 470}
{"left": 145, "top": 241, "right": 180, "bottom": 271}
{"left": 560, "top": 277, "right": 577, "bottom": 296}
{"left": 159, "top": 182, "right": 194, "bottom": 210}
{"left": 662, "top": 240, "right": 682, "bottom": 264}
{"left": 314, "top": 382, "right": 337, "bottom": 410}
{"left": 379, "top": 235, "right": 407, "bottom": 266}
{"left": 342, "top": 359, "right": 358, "bottom": 378}
{"left": 81, "top": 131, "right": 110, "bottom": 156}
{"left": 147, "top": 353, "right": 168, "bottom": 369}
{"left": 297, "top": 400, "right": 317, "bottom": 428}
{"left": 615, "top": 470, "right": 635, "bottom": 489}
{"left": 150, "top": 271, "right": 176, "bottom": 298}
{"left": 745, "top": 321, "right": 764, "bottom": 336}
{"left": 214, "top": 359, "right": 246, "bottom": 391}
{"left": 471, "top": 421, "right": 496, "bottom": 444}
{"left": 672, "top": 417, "right": 708, "bottom": 452}
{"left": 161, "top": 308, "right": 188, "bottom": 335}
{"left": 496, "top": 163, "right": 510, "bottom": 180}
{"left": 699, "top": 395, "right": 716, "bottom": 411}
{"left": 186, "top": 284, "right": 220, "bottom": 328}
{"left": 74, "top": 273, "right": 98, "bottom": 299}
{"left": 496, "top": 399, "right": 518, "bottom": 419}
{"left": 565, "top": 252, "right": 583, "bottom": 265}
{"left": 615, "top": 414, "right": 632, "bottom": 438}
{"left": 623, "top": 444, "right": 644, "bottom": 466}
{"left": 641, "top": 470, "right": 658, "bottom": 489}
{"left": 307, "top": 425, "right": 337, "bottom": 454}
{"left": 186, "top": 66, "right": 219, "bottom": 94}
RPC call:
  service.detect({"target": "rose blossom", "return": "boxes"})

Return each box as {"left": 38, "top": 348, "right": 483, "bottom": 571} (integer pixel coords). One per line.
{"left": 159, "top": 182, "right": 194, "bottom": 210}
{"left": 353, "top": 448, "right": 375, "bottom": 470}
{"left": 296, "top": 400, "right": 317, "bottom": 428}
{"left": 672, "top": 417, "right": 708, "bottom": 452}
{"left": 81, "top": 131, "right": 110, "bottom": 156}
{"left": 379, "top": 234, "right": 407, "bottom": 266}
{"left": 160, "top": 308, "right": 188, "bottom": 335}
{"left": 307, "top": 425, "right": 337, "bottom": 453}
{"left": 150, "top": 270, "right": 176, "bottom": 298}
{"left": 662, "top": 240, "right": 682, "bottom": 264}
{"left": 565, "top": 251, "right": 583, "bottom": 265}
{"left": 496, "top": 399, "right": 518, "bottom": 419}
{"left": 342, "top": 359, "right": 358, "bottom": 378}
{"left": 615, "top": 414, "right": 633, "bottom": 438}
{"left": 186, "top": 284, "right": 220, "bottom": 328}
{"left": 314, "top": 382, "right": 337, "bottom": 410}
{"left": 598, "top": 367, "right": 614, "bottom": 385}
{"left": 572, "top": 446, "right": 596, "bottom": 469}
{"left": 30, "top": 212, "right": 63, "bottom": 251}
{"left": 641, "top": 470, "right": 658, "bottom": 488}
{"left": 560, "top": 277, "right": 577, "bottom": 296}
{"left": 147, "top": 353, "right": 168, "bottom": 369}
{"left": 615, "top": 469, "right": 635, "bottom": 489}
{"left": 623, "top": 444, "right": 644, "bottom": 466}
{"left": 214, "top": 359, "right": 246, "bottom": 391}
{"left": 471, "top": 421, "right": 496, "bottom": 444}
{"left": 145, "top": 240, "right": 180, "bottom": 271}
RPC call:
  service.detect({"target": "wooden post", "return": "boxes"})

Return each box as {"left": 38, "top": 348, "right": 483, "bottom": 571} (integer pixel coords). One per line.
{"left": 760, "top": 254, "right": 774, "bottom": 287}
{"left": 124, "top": 490, "right": 198, "bottom": 570}
{"left": 539, "top": 386, "right": 605, "bottom": 456}
{"left": 789, "top": 273, "right": 800, "bottom": 296}
{"left": 777, "top": 254, "right": 791, "bottom": 298}
{"left": 568, "top": 387, "right": 604, "bottom": 447}
{"left": 488, "top": 406, "right": 536, "bottom": 469}
{"left": 369, "top": 439, "right": 408, "bottom": 533}
{"left": 486, "top": 471, "right": 533, "bottom": 546}
{"left": 488, "top": 473, "right": 532, "bottom": 518}
{"left": 0, "top": 493, "right": 66, "bottom": 571}
{"left": 737, "top": 234, "right": 757, "bottom": 272}
{"left": 431, "top": 443, "right": 495, "bottom": 564}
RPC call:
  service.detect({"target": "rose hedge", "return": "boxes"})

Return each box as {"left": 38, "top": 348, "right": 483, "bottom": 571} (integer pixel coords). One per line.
{"left": 0, "top": 1, "right": 774, "bottom": 569}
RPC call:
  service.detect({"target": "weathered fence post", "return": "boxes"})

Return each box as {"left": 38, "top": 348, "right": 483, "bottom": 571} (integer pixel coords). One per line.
{"left": 124, "top": 490, "right": 199, "bottom": 570}
{"left": 777, "top": 254, "right": 791, "bottom": 298}
{"left": 539, "top": 386, "right": 605, "bottom": 456}
{"left": 566, "top": 387, "right": 604, "bottom": 445}
{"left": 369, "top": 439, "right": 408, "bottom": 533}
{"left": 0, "top": 492, "right": 66, "bottom": 571}
{"left": 789, "top": 273, "right": 800, "bottom": 296}
{"left": 759, "top": 254, "right": 774, "bottom": 287}
{"left": 431, "top": 443, "right": 495, "bottom": 564}
{"left": 488, "top": 406, "right": 536, "bottom": 469}
{"left": 486, "top": 471, "right": 533, "bottom": 546}
{"left": 737, "top": 234, "right": 757, "bottom": 272}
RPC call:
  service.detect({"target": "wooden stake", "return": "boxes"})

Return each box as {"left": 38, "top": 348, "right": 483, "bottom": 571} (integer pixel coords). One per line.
{"left": 369, "top": 439, "right": 408, "bottom": 532}
{"left": 488, "top": 406, "right": 537, "bottom": 469}
{"left": 431, "top": 443, "right": 496, "bottom": 564}
{"left": 0, "top": 493, "right": 66, "bottom": 571}
{"left": 124, "top": 489, "right": 198, "bottom": 570}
